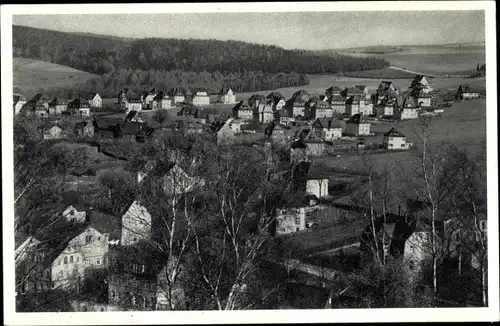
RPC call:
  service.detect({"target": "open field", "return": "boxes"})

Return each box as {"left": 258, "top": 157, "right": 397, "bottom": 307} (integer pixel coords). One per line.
{"left": 13, "top": 57, "right": 98, "bottom": 94}
{"left": 338, "top": 44, "right": 485, "bottom": 76}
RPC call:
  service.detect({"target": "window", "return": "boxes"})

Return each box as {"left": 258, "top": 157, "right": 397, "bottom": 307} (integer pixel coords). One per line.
{"left": 401, "top": 144, "right": 405, "bottom": 148}
{"left": 389, "top": 143, "right": 393, "bottom": 148}
{"left": 70, "top": 256, "right": 73, "bottom": 263}
{"left": 141, "top": 265, "right": 145, "bottom": 273}
{"left": 296, "top": 228, "right": 300, "bottom": 232}
{"left": 409, "top": 261, "right": 415, "bottom": 271}
{"left": 97, "top": 259, "right": 101, "bottom": 265}
{"left": 64, "top": 257, "right": 68, "bottom": 264}
{"left": 111, "top": 291, "right": 116, "bottom": 298}
{"left": 295, "top": 217, "right": 300, "bottom": 225}
{"left": 98, "top": 236, "right": 101, "bottom": 241}
{"left": 85, "top": 235, "right": 92, "bottom": 244}
{"left": 70, "top": 210, "right": 74, "bottom": 216}
{"left": 77, "top": 256, "right": 79, "bottom": 262}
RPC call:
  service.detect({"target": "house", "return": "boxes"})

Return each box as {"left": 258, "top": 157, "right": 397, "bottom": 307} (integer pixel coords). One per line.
{"left": 217, "top": 118, "right": 241, "bottom": 145}
{"left": 232, "top": 101, "right": 254, "bottom": 120}
{"left": 377, "top": 81, "right": 397, "bottom": 97}
{"left": 127, "top": 99, "right": 143, "bottom": 112}
{"left": 326, "top": 86, "right": 344, "bottom": 97}
{"left": 120, "top": 201, "right": 152, "bottom": 246}
{"left": 344, "top": 85, "right": 369, "bottom": 99}
{"left": 306, "top": 165, "right": 329, "bottom": 199}
{"left": 51, "top": 212, "right": 121, "bottom": 290}
{"left": 302, "top": 123, "right": 326, "bottom": 157}
{"left": 142, "top": 89, "right": 158, "bottom": 109}
{"left": 90, "top": 93, "right": 102, "bottom": 108}
{"left": 152, "top": 92, "right": 173, "bottom": 110}
{"left": 218, "top": 87, "right": 236, "bottom": 104}
{"left": 410, "top": 75, "right": 433, "bottom": 93}
{"left": 399, "top": 96, "right": 420, "bottom": 120}
{"left": 375, "top": 98, "right": 398, "bottom": 117}
{"left": 13, "top": 94, "right": 27, "bottom": 115}
{"left": 292, "top": 90, "right": 311, "bottom": 103}
{"left": 313, "top": 101, "right": 333, "bottom": 119}
{"left": 383, "top": 128, "right": 412, "bottom": 150}
{"left": 69, "top": 167, "right": 97, "bottom": 185}
{"left": 346, "top": 95, "right": 360, "bottom": 116}
{"left": 275, "top": 108, "right": 295, "bottom": 126}
{"left": 107, "top": 244, "right": 186, "bottom": 310}
{"left": 456, "top": 84, "right": 480, "bottom": 100}
{"left": 59, "top": 204, "right": 87, "bottom": 224}
{"left": 40, "top": 123, "right": 64, "bottom": 140}
{"left": 416, "top": 92, "right": 432, "bottom": 107}
{"left": 345, "top": 114, "right": 371, "bottom": 136}
{"left": 320, "top": 119, "right": 343, "bottom": 141}
{"left": 287, "top": 98, "right": 308, "bottom": 120}
{"left": 360, "top": 98, "right": 374, "bottom": 116}
{"left": 249, "top": 94, "right": 267, "bottom": 108}
{"left": 118, "top": 89, "right": 130, "bottom": 111}
{"left": 35, "top": 104, "right": 49, "bottom": 118}
{"left": 404, "top": 221, "right": 435, "bottom": 276}
{"left": 271, "top": 124, "right": 286, "bottom": 143}
{"left": 290, "top": 139, "right": 309, "bottom": 164}
{"left": 330, "top": 95, "right": 346, "bottom": 114}
{"left": 167, "top": 88, "right": 187, "bottom": 104}
{"left": 257, "top": 100, "right": 275, "bottom": 123}
{"left": 48, "top": 98, "right": 68, "bottom": 115}
{"left": 68, "top": 98, "right": 91, "bottom": 117}
{"left": 125, "top": 110, "right": 144, "bottom": 124}
{"left": 177, "top": 103, "right": 199, "bottom": 119}
{"left": 267, "top": 92, "right": 286, "bottom": 111}
{"left": 139, "top": 161, "right": 205, "bottom": 196}
{"left": 74, "top": 121, "right": 95, "bottom": 138}
{"left": 117, "top": 122, "right": 143, "bottom": 143}
{"left": 276, "top": 196, "right": 308, "bottom": 235}
{"left": 192, "top": 90, "right": 210, "bottom": 106}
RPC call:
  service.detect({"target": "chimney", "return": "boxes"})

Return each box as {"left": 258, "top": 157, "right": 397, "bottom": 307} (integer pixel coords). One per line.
{"left": 398, "top": 205, "right": 401, "bottom": 216}
{"left": 328, "top": 120, "right": 332, "bottom": 128}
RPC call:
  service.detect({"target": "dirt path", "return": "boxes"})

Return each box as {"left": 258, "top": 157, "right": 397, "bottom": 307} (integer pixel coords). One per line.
{"left": 388, "top": 66, "right": 440, "bottom": 78}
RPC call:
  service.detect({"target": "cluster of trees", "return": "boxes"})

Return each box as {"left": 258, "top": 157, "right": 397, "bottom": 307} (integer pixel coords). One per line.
{"left": 27, "top": 69, "right": 310, "bottom": 100}
{"left": 13, "top": 25, "right": 389, "bottom": 76}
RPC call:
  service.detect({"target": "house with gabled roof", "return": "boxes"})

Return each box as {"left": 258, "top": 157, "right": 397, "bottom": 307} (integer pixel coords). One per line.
{"left": 345, "top": 114, "right": 371, "bottom": 136}
{"left": 48, "top": 98, "right": 68, "bottom": 115}
{"left": 383, "top": 128, "right": 412, "bottom": 150}
{"left": 125, "top": 110, "right": 144, "bottom": 124}
{"left": 276, "top": 191, "right": 308, "bottom": 235}
{"left": 313, "top": 101, "right": 333, "bottom": 119}
{"left": 275, "top": 108, "right": 295, "bottom": 126}
{"left": 90, "top": 93, "right": 102, "bottom": 108}
{"left": 249, "top": 94, "right": 267, "bottom": 108}
{"left": 192, "top": 89, "right": 210, "bottom": 106}
{"left": 456, "top": 84, "right": 480, "bottom": 100}
{"left": 151, "top": 92, "right": 173, "bottom": 110}
{"left": 329, "top": 95, "right": 347, "bottom": 114}
{"left": 120, "top": 200, "right": 152, "bottom": 246}
{"left": 410, "top": 75, "right": 433, "bottom": 94}
{"left": 326, "top": 86, "right": 344, "bottom": 97}
{"left": 218, "top": 86, "right": 236, "bottom": 104}
{"left": 232, "top": 101, "right": 254, "bottom": 120}
{"left": 290, "top": 139, "right": 309, "bottom": 164}
{"left": 257, "top": 99, "right": 275, "bottom": 123}
{"left": 167, "top": 88, "right": 188, "bottom": 104}
{"left": 346, "top": 95, "right": 361, "bottom": 116}
{"left": 39, "top": 122, "right": 65, "bottom": 140}
{"left": 399, "top": 96, "right": 420, "bottom": 120}
{"left": 13, "top": 94, "right": 27, "bottom": 115}
{"left": 317, "top": 118, "right": 343, "bottom": 141}
{"left": 287, "top": 97, "right": 309, "bottom": 120}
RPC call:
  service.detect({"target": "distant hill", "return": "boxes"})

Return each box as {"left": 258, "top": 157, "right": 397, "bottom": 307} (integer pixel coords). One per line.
{"left": 13, "top": 25, "right": 389, "bottom": 75}
{"left": 13, "top": 57, "right": 99, "bottom": 97}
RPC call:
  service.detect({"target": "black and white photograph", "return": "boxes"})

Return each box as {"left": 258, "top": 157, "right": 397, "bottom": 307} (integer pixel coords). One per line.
{"left": 2, "top": 1, "right": 499, "bottom": 324}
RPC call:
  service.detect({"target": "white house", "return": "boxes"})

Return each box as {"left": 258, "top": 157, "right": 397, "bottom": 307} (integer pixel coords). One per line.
{"left": 192, "top": 90, "right": 210, "bottom": 106}
{"left": 152, "top": 94, "right": 173, "bottom": 110}
{"left": 276, "top": 207, "right": 307, "bottom": 235}
{"left": 383, "top": 128, "right": 412, "bottom": 150}
{"left": 128, "top": 99, "right": 143, "bottom": 112}
{"left": 233, "top": 101, "right": 254, "bottom": 121}
{"left": 90, "top": 94, "right": 102, "bottom": 108}
{"left": 306, "top": 178, "right": 329, "bottom": 199}
{"left": 218, "top": 87, "right": 236, "bottom": 104}
{"left": 321, "top": 120, "right": 343, "bottom": 141}
{"left": 60, "top": 205, "right": 87, "bottom": 224}
{"left": 257, "top": 101, "right": 275, "bottom": 123}
{"left": 120, "top": 201, "right": 152, "bottom": 246}
{"left": 400, "top": 107, "right": 419, "bottom": 120}
{"left": 457, "top": 84, "right": 480, "bottom": 100}
{"left": 346, "top": 95, "right": 360, "bottom": 116}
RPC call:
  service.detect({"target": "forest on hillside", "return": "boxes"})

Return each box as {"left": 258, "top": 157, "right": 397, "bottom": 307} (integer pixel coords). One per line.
{"left": 13, "top": 25, "right": 389, "bottom": 97}
{"left": 29, "top": 69, "right": 310, "bottom": 101}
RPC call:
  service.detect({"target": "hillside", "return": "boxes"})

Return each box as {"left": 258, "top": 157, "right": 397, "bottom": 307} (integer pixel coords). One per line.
{"left": 13, "top": 25, "right": 389, "bottom": 75}
{"left": 13, "top": 57, "right": 99, "bottom": 95}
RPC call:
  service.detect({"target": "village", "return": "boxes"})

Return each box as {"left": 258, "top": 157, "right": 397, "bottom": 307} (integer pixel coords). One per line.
{"left": 13, "top": 73, "right": 487, "bottom": 311}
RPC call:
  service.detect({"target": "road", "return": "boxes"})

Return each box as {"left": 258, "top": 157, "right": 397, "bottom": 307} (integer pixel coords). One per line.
{"left": 388, "top": 66, "right": 440, "bottom": 78}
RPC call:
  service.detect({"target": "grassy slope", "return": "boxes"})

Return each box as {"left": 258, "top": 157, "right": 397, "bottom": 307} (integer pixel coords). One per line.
{"left": 13, "top": 57, "right": 98, "bottom": 95}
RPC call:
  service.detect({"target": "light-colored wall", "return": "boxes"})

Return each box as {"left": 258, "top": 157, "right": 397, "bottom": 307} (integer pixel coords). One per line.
{"left": 192, "top": 96, "right": 210, "bottom": 106}
{"left": 276, "top": 207, "right": 306, "bottom": 235}
{"left": 129, "top": 102, "right": 143, "bottom": 112}
{"left": 463, "top": 92, "right": 480, "bottom": 99}
{"left": 417, "top": 98, "right": 431, "bottom": 107}
{"left": 306, "top": 179, "right": 329, "bottom": 198}
{"left": 404, "top": 231, "right": 432, "bottom": 273}
{"left": 401, "top": 109, "right": 419, "bottom": 120}
{"left": 238, "top": 110, "right": 254, "bottom": 120}
{"left": 315, "top": 109, "right": 334, "bottom": 119}
{"left": 347, "top": 103, "right": 359, "bottom": 116}
{"left": 384, "top": 136, "right": 408, "bottom": 150}
{"left": 323, "top": 128, "right": 342, "bottom": 141}
{"left": 62, "top": 205, "right": 87, "bottom": 223}
{"left": 51, "top": 226, "right": 109, "bottom": 289}
{"left": 293, "top": 106, "right": 305, "bottom": 118}
{"left": 121, "top": 201, "right": 152, "bottom": 246}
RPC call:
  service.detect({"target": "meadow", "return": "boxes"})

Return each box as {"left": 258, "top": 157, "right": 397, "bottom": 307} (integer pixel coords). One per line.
{"left": 338, "top": 43, "right": 485, "bottom": 76}
{"left": 13, "top": 57, "right": 98, "bottom": 94}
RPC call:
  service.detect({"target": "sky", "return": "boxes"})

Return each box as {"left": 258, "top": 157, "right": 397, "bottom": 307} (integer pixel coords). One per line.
{"left": 13, "top": 11, "right": 485, "bottom": 50}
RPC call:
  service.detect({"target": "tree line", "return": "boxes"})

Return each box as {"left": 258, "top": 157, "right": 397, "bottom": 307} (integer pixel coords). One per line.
{"left": 13, "top": 25, "right": 389, "bottom": 76}
{"left": 26, "top": 69, "right": 310, "bottom": 101}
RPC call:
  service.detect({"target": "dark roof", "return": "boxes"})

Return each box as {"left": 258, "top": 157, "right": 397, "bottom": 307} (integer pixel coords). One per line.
{"left": 347, "top": 114, "right": 362, "bottom": 124}
{"left": 326, "top": 86, "right": 344, "bottom": 93}
{"left": 267, "top": 91, "right": 284, "bottom": 100}
{"left": 458, "top": 84, "right": 479, "bottom": 93}
{"left": 276, "top": 109, "right": 291, "bottom": 118}
{"left": 346, "top": 95, "right": 360, "bottom": 104}
{"left": 318, "top": 118, "right": 342, "bottom": 129}
{"left": 330, "top": 95, "right": 346, "bottom": 103}
{"left": 177, "top": 103, "right": 199, "bottom": 116}
{"left": 402, "top": 96, "right": 418, "bottom": 108}
{"left": 125, "top": 110, "right": 138, "bottom": 122}
{"left": 167, "top": 87, "right": 188, "bottom": 96}
{"left": 291, "top": 139, "right": 307, "bottom": 149}
{"left": 87, "top": 210, "right": 121, "bottom": 240}
{"left": 314, "top": 101, "right": 331, "bottom": 109}
{"left": 233, "top": 101, "right": 252, "bottom": 111}
{"left": 384, "top": 127, "right": 406, "bottom": 137}
{"left": 241, "top": 121, "right": 266, "bottom": 132}
{"left": 219, "top": 86, "right": 233, "bottom": 94}
{"left": 120, "top": 122, "right": 142, "bottom": 135}
{"left": 311, "top": 119, "right": 324, "bottom": 129}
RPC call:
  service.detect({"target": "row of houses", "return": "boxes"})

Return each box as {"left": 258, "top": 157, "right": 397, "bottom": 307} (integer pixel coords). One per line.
{"left": 14, "top": 94, "right": 102, "bottom": 117}
{"left": 118, "top": 86, "right": 237, "bottom": 112}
